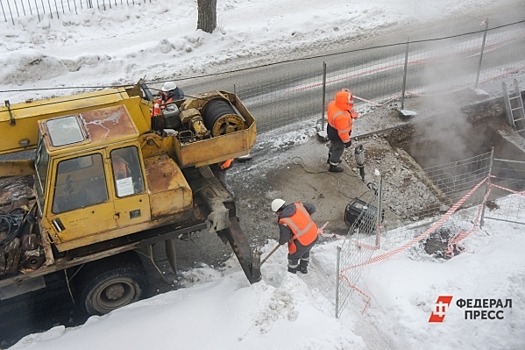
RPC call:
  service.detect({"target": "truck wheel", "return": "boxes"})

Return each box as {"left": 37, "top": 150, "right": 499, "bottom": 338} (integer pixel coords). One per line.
{"left": 76, "top": 253, "right": 147, "bottom": 316}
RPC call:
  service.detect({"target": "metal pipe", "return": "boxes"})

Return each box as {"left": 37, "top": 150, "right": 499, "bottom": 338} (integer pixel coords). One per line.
{"left": 401, "top": 40, "right": 409, "bottom": 109}
{"left": 475, "top": 19, "right": 489, "bottom": 89}
{"left": 321, "top": 61, "right": 327, "bottom": 131}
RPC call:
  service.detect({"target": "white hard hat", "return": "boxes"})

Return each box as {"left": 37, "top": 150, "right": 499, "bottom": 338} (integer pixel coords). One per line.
{"left": 271, "top": 198, "right": 286, "bottom": 212}
{"left": 161, "top": 81, "right": 177, "bottom": 92}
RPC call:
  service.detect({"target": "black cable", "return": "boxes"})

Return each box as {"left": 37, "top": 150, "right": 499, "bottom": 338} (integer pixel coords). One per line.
{"left": 290, "top": 156, "right": 372, "bottom": 200}
{"left": 0, "top": 215, "right": 18, "bottom": 246}
{"left": 0, "top": 210, "right": 24, "bottom": 247}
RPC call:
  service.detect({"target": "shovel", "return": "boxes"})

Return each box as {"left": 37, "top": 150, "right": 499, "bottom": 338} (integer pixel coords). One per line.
{"left": 261, "top": 221, "right": 329, "bottom": 266}
{"left": 260, "top": 243, "right": 281, "bottom": 266}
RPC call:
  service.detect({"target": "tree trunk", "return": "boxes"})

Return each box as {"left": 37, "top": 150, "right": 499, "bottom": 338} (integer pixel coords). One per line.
{"left": 197, "top": 0, "right": 217, "bottom": 34}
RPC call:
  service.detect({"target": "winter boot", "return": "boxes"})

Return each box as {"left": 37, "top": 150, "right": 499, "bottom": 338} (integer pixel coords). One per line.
{"left": 329, "top": 164, "right": 344, "bottom": 172}
{"left": 287, "top": 266, "right": 297, "bottom": 274}
{"left": 297, "top": 260, "right": 308, "bottom": 274}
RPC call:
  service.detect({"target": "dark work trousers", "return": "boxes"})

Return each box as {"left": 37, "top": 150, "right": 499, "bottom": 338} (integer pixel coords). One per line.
{"left": 328, "top": 138, "right": 345, "bottom": 166}
{"left": 288, "top": 238, "right": 317, "bottom": 270}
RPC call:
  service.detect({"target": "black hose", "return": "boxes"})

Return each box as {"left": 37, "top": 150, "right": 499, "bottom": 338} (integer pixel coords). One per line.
{"left": 0, "top": 210, "right": 24, "bottom": 247}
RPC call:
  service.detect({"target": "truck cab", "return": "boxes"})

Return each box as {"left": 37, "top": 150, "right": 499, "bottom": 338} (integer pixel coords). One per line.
{"left": 35, "top": 105, "right": 193, "bottom": 253}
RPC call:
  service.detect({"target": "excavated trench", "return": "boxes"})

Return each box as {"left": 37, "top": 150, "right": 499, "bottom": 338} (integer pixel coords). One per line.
{"left": 346, "top": 94, "right": 525, "bottom": 258}
{"left": 350, "top": 94, "right": 525, "bottom": 227}
{"left": 387, "top": 96, "right": 524, "bottom": 169}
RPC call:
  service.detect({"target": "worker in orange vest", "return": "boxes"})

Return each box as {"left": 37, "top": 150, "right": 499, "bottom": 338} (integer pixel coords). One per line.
{"left": 151, "top": 81, "right": 185, "bottom": 118}
{"left": 271, "top": 198, "right": 319, "bottom": 274}
{"left": 326, "top": 89, "right": 359, "bottom": 172}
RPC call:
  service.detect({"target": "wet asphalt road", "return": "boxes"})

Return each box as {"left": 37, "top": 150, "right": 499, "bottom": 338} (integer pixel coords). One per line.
{"left": 0, "top": 273, "right": 79, "bottom": 348}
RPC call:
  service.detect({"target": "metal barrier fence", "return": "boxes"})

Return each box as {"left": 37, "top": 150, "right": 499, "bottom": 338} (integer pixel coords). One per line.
{"left": 1, "top": 0, "right": 153, "bottom": 24}
{"left": 175, "top": 20, "right": 525, "bottom": 133}
{"left": 484, "top": 157, "right": 525, "bottom": 225}
{"left": 335, "top": 152, "right": 524, "bottom": 318}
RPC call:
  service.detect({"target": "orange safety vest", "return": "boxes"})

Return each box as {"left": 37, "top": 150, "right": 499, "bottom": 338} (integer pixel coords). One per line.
{"left": 151, "top": 96, "right": 174, "bottom": 117}
{"left": 327, "top": 90, "right": 358, "bottom": 143}
{"left": 278, "top": 202, "right": 318, "bottom": 254}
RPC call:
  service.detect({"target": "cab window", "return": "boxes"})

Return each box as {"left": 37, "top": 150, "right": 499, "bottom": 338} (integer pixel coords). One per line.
{"left": 110, "top": 147, "right": 144, "bottom": 197}
{"left": 52, "top": 154, "right": 108, "bottom": 213}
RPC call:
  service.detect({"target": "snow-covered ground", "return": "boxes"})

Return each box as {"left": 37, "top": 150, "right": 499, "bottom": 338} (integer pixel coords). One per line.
{"left": 2, "top": 0, "right": 525, "bottom": 349}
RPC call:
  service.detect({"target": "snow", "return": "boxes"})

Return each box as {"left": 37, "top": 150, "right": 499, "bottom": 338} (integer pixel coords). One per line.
{"left": 2, "top": 0, "right": 525, "bottom": 349}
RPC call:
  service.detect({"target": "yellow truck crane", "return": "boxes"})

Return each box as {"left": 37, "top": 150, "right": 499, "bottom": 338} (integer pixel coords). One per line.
{"left": 0, "top": 81, "right": 261, "bottom": 315}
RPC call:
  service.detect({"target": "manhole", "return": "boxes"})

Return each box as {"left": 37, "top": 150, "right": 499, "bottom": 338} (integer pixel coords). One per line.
{"left": 421, "top": 227, "right": 464, "bottom": 259}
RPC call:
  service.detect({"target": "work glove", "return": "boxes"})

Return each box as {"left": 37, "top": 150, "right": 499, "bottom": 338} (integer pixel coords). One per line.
{"left": 344, "top": 140, "right": 352, "bottom": 148}
{"left": 350, "top": 110, "right": 359, "bottom": 119}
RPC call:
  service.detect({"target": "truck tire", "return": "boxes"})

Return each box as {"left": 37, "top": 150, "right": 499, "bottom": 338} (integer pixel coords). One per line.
{"left": 75, "top": 252, "right": 147, "bottom": 316}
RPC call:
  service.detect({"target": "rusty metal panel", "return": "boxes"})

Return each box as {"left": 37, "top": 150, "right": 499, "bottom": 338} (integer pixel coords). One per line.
{"left": 41, "top": 105, "right": 140, "bottom": 156}
{"left": 0, "top": 88, "right": 129, "bottom": 155}
{"left": 144, "top": 154, "right": 192, "bottom": 218}
{"left": 80, "top": 105, "right": 139, "bottom": 145}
